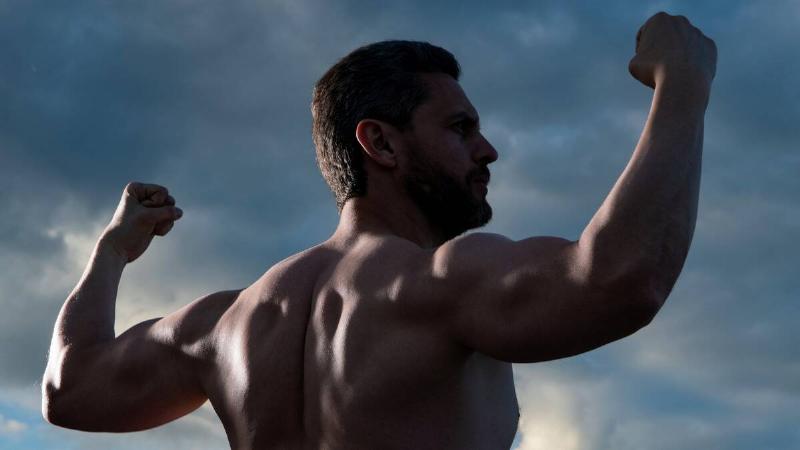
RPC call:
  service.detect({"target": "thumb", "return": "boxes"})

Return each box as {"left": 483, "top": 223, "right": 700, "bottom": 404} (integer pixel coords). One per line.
{"left": 154, "top": 220, "right": 175, "bottom": 236}
{"left": 628, "top": 55, "right": 655, "bottom": 89}
{"left": 147, "top": 205, "right": 183, "bottom": 224}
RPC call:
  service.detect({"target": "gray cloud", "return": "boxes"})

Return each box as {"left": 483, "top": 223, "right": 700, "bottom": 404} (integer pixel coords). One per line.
{"left": 1, "top": 0, "right": 797, "bottom": 448}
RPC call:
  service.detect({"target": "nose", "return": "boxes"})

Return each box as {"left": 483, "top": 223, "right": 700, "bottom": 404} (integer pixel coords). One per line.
{"left": 474, "top": 133, "right": 499, "bottom": 165}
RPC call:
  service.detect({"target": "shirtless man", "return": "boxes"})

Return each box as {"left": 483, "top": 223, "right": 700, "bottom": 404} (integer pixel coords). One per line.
{"left": 42, "top": 12, "right": 716, "bottom": 450}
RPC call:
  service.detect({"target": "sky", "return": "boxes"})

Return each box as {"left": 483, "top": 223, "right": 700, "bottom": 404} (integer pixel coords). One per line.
{"left": 1, "top": 0, "right": 798, "bottom": 449}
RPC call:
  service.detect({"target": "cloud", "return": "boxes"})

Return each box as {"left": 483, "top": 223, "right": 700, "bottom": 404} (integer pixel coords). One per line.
{"left": 1, "top": 0, "right": 798, "bottom": 449}
{"left": 606, "top": 415, "right": 727, "bottom": 449}
{"left": 0, "top": 414, "right": 27, "bottom": 436}
{"left": 513, "top": 366, "right": 604, "bottom": 450}
{"left": 622, "top": 268, "right": 800, "bottom": 413}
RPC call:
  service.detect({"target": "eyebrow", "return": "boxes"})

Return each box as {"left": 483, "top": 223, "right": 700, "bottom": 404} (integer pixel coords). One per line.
{"left": 444, "top": 111, "right": 480, "bottom": 126}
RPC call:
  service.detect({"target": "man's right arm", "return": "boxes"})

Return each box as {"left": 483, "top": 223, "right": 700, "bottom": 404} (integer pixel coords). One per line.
{"left": 41, "top": 182, "right": 240, "bottom": 431}
{"left": 42, "top": 287, "right": 239, "bottom": 431}
{"left": 422, "top": 13, "right": 716, "bottom": 363}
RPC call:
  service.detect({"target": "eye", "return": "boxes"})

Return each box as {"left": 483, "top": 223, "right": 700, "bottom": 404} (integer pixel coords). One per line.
{"left": 451, "top": 120, "right": 470, "bottom": 135}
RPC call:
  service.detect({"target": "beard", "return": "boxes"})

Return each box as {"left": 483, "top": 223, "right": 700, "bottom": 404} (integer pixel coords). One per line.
{"left": 403, "top": 145, "right": 492, "bottom": 242}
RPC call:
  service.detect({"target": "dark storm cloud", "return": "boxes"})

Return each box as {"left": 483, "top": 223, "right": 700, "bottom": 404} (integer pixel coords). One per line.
{"left": 1, "top": 1, "right": 798, "bottom": 449}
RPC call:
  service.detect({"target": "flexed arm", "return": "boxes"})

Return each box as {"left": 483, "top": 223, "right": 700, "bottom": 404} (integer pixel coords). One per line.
{"left": 580, "top": 12, "right": 716, "bottom": 302}
{"left": 423, "top": 13, "right": 717, "bottom": 363}
{"left": 42, "top": 182, "right": 235, "bottom": 431}
{"left": 47, "top": 183, "right": 183, "bottom": 352}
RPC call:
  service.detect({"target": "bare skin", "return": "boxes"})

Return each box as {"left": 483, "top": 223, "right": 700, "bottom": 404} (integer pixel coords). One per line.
{"left": 42, "top": 12, "right": 716, "bottom": 450}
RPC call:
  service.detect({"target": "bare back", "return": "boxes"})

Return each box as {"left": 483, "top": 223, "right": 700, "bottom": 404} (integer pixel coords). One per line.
{"left": 44, "top": 16, "right": 711, "bottom": 449}
{"left": 206, "top": 235, "right": 519, "bottom": 449}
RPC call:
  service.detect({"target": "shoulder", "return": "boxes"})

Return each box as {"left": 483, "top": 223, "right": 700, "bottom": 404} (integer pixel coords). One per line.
{"left": 406, "top": 232, "right": 578, "bottom": 308}
{"left": 247, "top": 244, "right": 341, "bottom": 297}
{"left": 178, "top": 289, "right": 242, "bottom": 321}
{"left": 407, "top": 232, "right": 517, "bottom": 287}
{"left": 430, "top": 232, "right": 578, "bottom": 277}
{"left": 430, "top": 232, "right": 512, "bottom": 272}
{"left": 374, "top": 233, "right": 516, "bottom": 310}
{"left": 154, "top": 289, "right": 243, "bottom": 356}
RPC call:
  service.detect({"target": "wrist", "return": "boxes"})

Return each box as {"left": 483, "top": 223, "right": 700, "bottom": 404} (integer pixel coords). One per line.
{"left": 654, "top": 77, "right": 711, "bottom": 114}
{"left": 95, "top": 237, "right": 129, "bottom": 267}
{"left": 654, "top": 69, "right": 712, "bottom": 107}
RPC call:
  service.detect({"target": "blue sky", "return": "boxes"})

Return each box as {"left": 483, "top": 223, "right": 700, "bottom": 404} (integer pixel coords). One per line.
{"left": 1, "top": 1, "right": 798, "bottom": 449}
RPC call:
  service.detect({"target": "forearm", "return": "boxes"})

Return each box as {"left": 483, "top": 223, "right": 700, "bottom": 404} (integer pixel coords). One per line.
{"left": 579, "top": 79, "right": 708, "bottom": 303}
{"left": 45, "top": 239, "right": 127, "bottom": 385}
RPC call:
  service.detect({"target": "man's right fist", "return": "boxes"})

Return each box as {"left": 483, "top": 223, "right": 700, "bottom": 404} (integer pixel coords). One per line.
{"left": 628, "top": 12, "right": 717, "bottom": 92}
{"left": 99, "top": 182, "right": 183, "bottom": 263}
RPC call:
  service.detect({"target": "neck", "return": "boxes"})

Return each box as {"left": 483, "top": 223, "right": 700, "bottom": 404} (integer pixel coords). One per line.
{"left": 332, "top": 196, "right": 446, "bottom": 249}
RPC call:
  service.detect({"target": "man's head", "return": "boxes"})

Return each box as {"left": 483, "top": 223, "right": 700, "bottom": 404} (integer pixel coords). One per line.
{"left": 312, "top": 40, "right": 497, "bottom": 240}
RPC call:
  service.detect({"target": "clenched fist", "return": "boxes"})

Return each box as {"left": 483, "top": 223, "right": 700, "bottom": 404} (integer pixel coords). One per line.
{"left": 629, "top": 12, "right": 717, "bottom": 93}
{"left": 99, "top": 182, "right": 183, "bottom": 263}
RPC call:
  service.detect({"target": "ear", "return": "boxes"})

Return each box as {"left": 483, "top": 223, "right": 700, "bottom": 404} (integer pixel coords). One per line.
{"left": 355, "top": 119, "right": 397, "bottom": 168}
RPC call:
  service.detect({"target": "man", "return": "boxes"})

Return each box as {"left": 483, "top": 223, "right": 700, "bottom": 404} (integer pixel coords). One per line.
{"left": 42, "top": 12, "right": 716, "bottom": 450}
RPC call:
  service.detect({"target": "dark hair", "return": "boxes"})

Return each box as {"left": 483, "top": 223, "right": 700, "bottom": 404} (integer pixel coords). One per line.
{"left": 311, "top": 40, "right": 461, "bottom": 211}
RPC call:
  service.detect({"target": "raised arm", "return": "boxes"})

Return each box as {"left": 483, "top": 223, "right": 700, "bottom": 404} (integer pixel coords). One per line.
{"left": 583, "top": 12, "right": 716, "bottom": 299}
{"left": 42, "top": 182, "right": 237, "bottom": 431}
{"left": 428, "top": 13, "right": 716, "bottom": 363}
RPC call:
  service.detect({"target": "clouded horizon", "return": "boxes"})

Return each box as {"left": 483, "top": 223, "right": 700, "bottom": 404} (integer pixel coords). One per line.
{"left": 1, "top": 1, "right": 798, "bottom": 449}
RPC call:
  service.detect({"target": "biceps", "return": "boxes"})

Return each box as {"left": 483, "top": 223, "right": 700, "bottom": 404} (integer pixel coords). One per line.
{"left": 447, "top": 238, "right": 655, "bottom": 363}
{"left": 52, "top": 320, "right": 207, "bottom": 432}
{"left": 454, "top": 286, "right": 638, "bottom": 363}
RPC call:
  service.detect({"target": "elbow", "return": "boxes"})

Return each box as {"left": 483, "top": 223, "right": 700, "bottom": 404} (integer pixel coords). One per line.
{"left": 630, "top": 293, "right": 662, "bottom": 331}
{"left": 41, "top": 345, "right": 93, "bottom": 429}
{"left": 609, "top": 294, "right": 661, "bottom": 344}
{"left": 637, "top": 272, "right": 670, "bottom": 328}
{"left": 41, "top": 377, "right": 78, "bottom": 429}
{"left": 605, "top": 273, "right": 665, "bottom": 333}
{"left": 41, "top": 376, "right": 70, "bottom": 428}
{"left": 42, "top": 391, "right": 85, "bottom": 431}
{"left": 42, "top": 360, "right": 66, "bottom": 426}
{"left": 41, "top": 382, "right": 64, "bottom": 427}
{"left": 42, "top": 403, "right": 63, "bottom": 428}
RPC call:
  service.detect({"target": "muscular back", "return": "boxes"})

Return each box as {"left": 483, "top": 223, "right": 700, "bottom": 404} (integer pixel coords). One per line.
{"left": 207, "top": 235, "right": 519, "bottom": 449}
{"left": 43, "top": 212, "right": 663, "bottom": 450}
{"left": 45, "top": 13, "right": 712, "bottom": 448}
